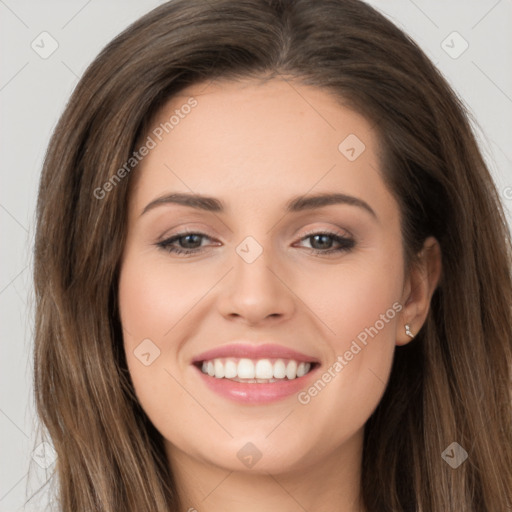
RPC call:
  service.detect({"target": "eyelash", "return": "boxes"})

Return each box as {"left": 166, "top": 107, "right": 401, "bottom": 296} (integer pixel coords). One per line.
{"left": 155, "top": 229, "right": 355, "bottom": 256}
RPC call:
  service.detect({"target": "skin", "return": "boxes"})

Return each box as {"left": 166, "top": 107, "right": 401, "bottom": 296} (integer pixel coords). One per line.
{"left": 118, "top": 77, "right": 442, "bottom": 512}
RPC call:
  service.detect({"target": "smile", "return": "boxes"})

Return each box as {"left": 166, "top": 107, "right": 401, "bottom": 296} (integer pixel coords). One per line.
{"left": 191, "top": 343, "right": 320, "bottom": 404}
{"left": 197, "top": 357, "right": 314, "bottom": 382}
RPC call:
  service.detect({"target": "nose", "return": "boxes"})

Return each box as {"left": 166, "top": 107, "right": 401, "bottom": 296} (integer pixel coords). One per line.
{"left": 216, "top": 242, "right": 296, "bottom": 326}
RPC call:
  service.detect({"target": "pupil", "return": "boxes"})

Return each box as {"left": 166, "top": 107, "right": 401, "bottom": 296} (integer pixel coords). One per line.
{"left": 182, "top": 234, "right": 200, "bottom": 248}
{"left": 313, "top": 234, "right": 332, "bottom": 249}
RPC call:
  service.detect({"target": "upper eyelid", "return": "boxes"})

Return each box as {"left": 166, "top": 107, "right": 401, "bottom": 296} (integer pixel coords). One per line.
{"left": 161, "top": 220, "right": 353, "bottom": 237}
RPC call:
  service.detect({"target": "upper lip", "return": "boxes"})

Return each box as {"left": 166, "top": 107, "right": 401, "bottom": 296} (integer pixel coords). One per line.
{"left": 191, "top": 343, "right": 320, "bottom": 364}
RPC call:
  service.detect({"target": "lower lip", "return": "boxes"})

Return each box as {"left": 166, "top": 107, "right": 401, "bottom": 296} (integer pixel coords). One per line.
{"left": 193, "top": 365, "right": 319, "bottom": 404}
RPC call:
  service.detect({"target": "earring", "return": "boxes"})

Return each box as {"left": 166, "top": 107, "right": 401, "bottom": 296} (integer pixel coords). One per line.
{"left": 405, "top": 324, "right": 414, "bottom": 339}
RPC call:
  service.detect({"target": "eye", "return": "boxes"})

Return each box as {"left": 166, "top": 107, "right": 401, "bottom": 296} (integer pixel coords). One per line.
{"left": 295, "top": 230, "right": 355, "bottom": 255}
{"left": 156, "top": 231, "right": 214, "bottom": 255}
{"left": 155, "top": 229, "right": 355, "bottom": 257}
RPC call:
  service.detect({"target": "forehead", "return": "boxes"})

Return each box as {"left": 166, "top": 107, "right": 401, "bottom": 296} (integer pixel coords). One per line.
{"left": 129, "top": 78, "right": 393, "bottom": 220}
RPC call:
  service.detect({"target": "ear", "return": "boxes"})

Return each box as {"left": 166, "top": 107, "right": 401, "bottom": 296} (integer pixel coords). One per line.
{"left": 396, "top": 236, "right": 442, "bottom": 346}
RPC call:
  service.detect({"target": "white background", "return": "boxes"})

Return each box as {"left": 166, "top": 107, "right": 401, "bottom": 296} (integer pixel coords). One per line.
{"left": 1, "top": 0, "right": 511, "bottom": 510}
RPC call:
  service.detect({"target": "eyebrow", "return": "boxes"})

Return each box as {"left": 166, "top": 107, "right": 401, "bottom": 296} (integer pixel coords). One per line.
{"left": 140, "top": 192, "right": 377, "bottom": 219}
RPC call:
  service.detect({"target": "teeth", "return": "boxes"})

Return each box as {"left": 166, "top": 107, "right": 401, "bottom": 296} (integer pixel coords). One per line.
{"left": 224, "top": 359, "right": 237, "bottom": 379}
{"left": 199, "top": 357, "right": 312, "bottom": 380}
{"left": 255, "top": 359, "right": 273, "bottom": 379}
{"left": 273, "top": 359, "right": 286, "bottom": 379}
{"left": 297, "top": 362, "right": 307, "bottom": 377}
{"left": 214, "top": 359, "right": 224, "bottom": 378}
{"left": 286, "top": 360, "right": 297, "bottom": 379}
{"left": 237, "top": 359, "right": 255, "bottom": 379}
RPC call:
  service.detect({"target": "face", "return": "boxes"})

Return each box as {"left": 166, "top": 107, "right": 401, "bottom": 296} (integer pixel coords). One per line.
{"left": 118, "top": 78, "right": 411, "bottom": 477}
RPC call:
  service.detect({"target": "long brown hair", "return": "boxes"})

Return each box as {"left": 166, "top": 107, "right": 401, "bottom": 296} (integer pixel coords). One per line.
{"left": 32, "top": 0, "right": 512, "bottom": 510}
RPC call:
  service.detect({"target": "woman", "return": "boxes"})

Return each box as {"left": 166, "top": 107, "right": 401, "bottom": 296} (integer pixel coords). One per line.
{"left": 32, "top": 0, "right": 512, "bottom": 510}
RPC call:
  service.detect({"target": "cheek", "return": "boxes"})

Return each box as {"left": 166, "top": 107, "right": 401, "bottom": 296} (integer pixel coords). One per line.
{"left": 117, "top": 254, "right": 184, "bottom": 389}
{"left": 118, "top": 254, "right": 217, "bottom": 341}
{"left": 292, "top": 250, "right": 403, "bottom": 435}
{"left": 301, "top": 249, "right": 403, "bottom": 350}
